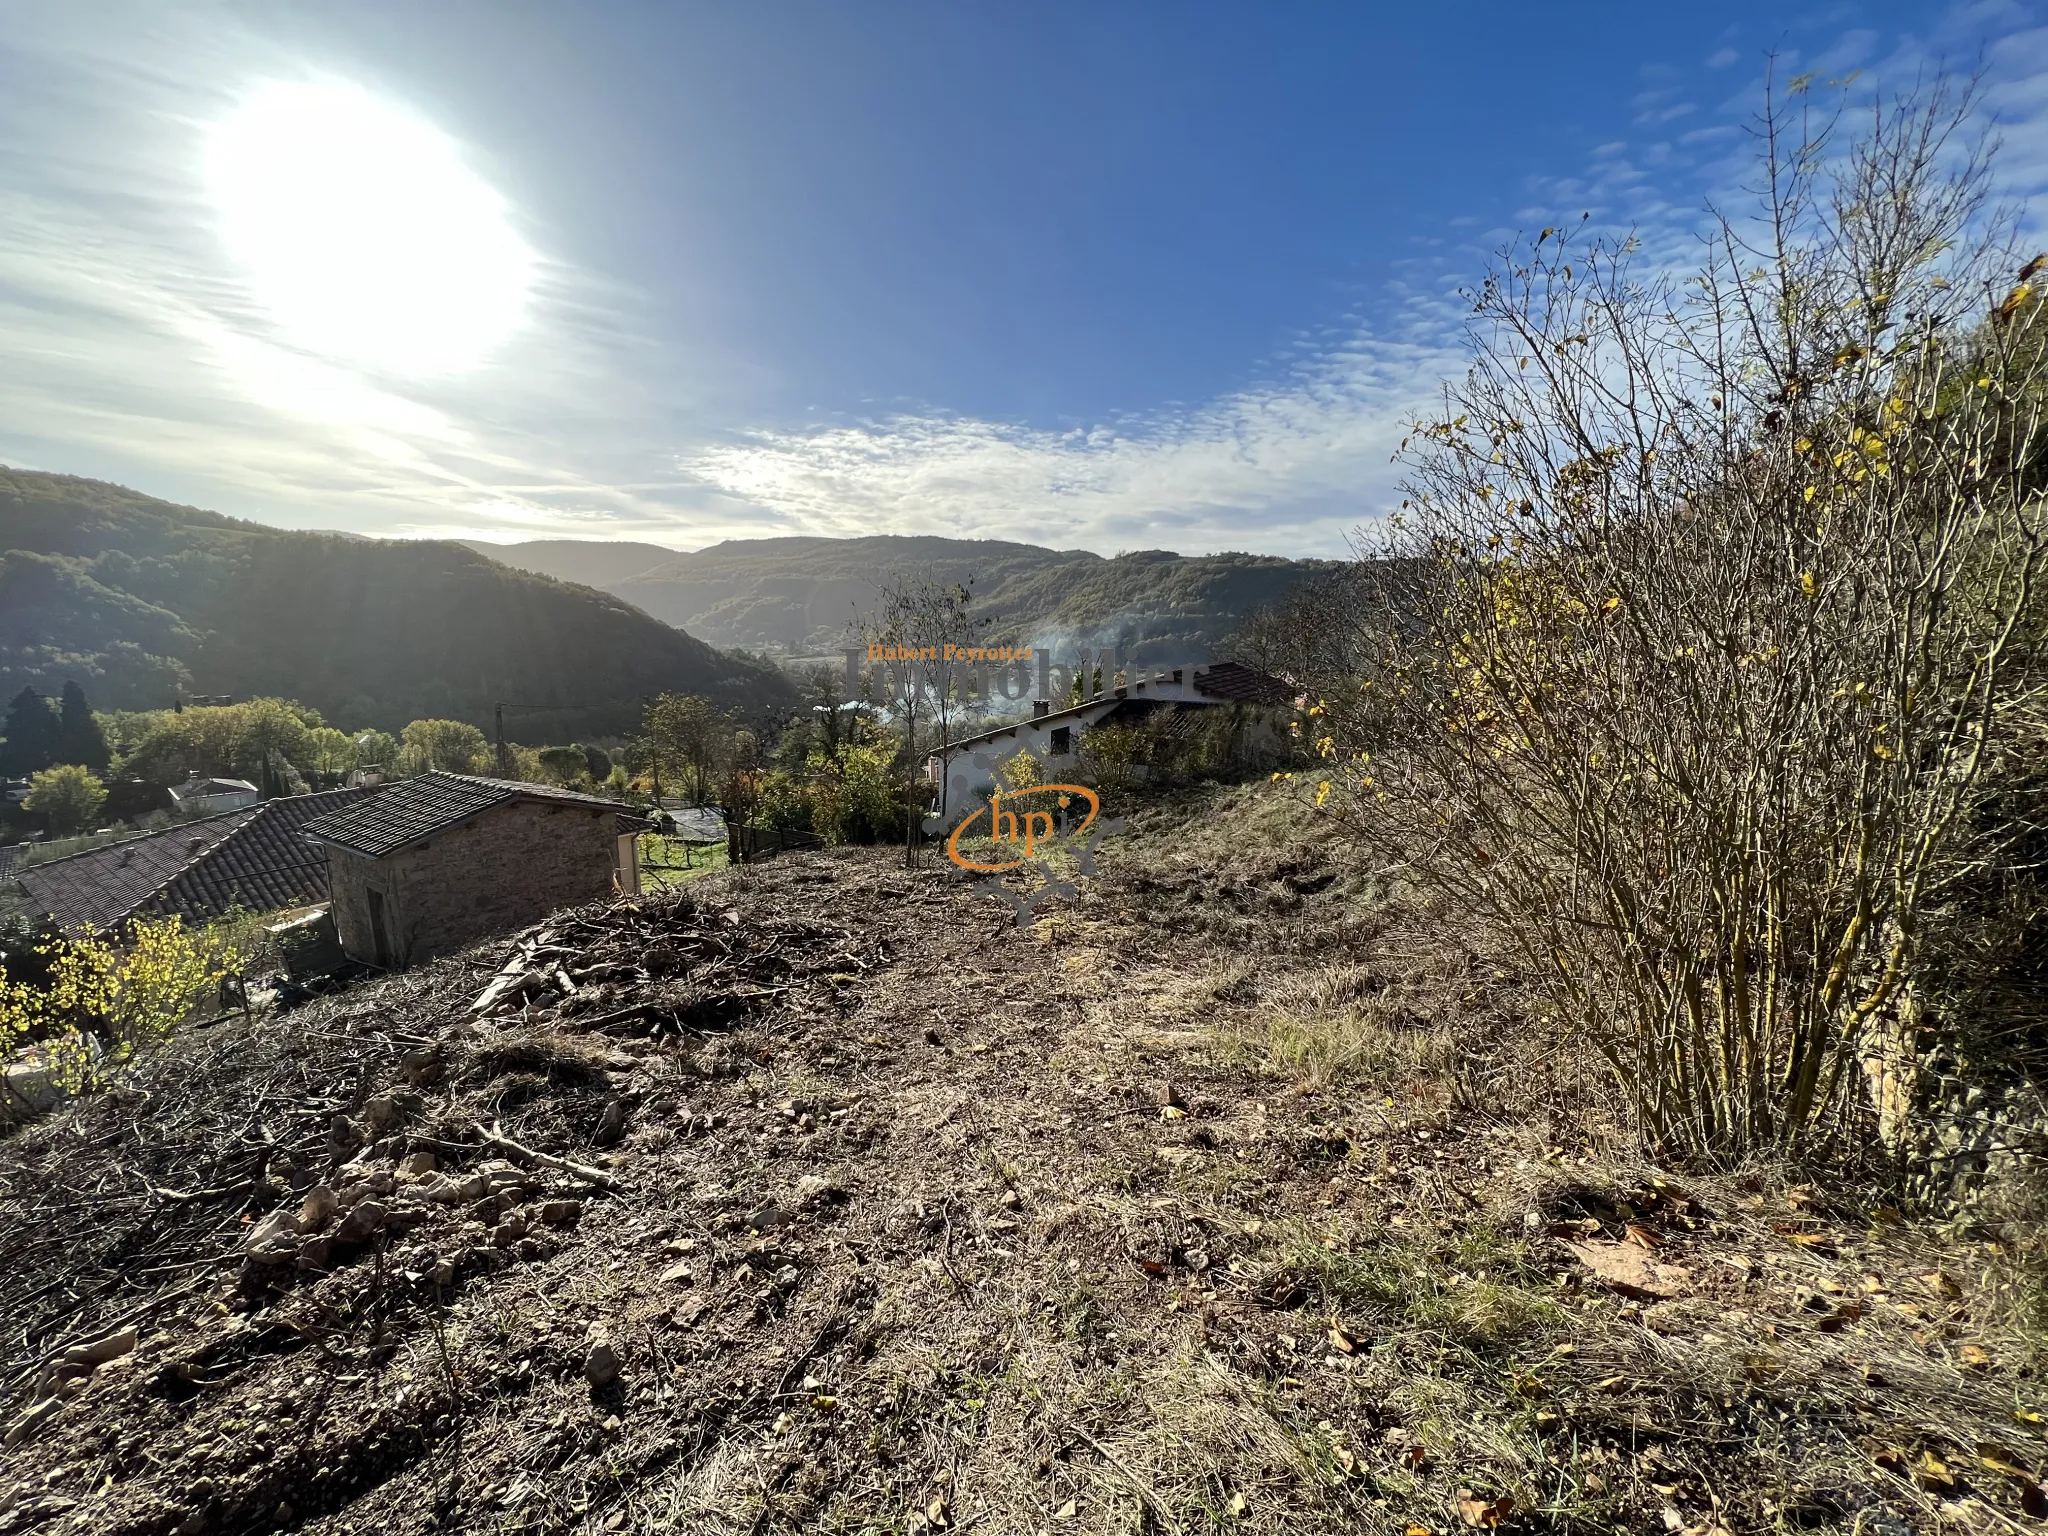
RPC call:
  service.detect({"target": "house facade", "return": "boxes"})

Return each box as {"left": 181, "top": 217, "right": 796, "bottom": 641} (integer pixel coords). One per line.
{"left": 299, "top": 773, "right": 646, "bottom": 967}
{"left": 928, "top": 660, "right": 1293, "bottom": 827}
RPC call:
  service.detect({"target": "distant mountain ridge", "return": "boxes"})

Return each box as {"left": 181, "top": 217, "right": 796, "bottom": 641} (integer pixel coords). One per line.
{"left": 0, "top": 471, "right": 794, "bottom": 737}
{"left": 459, "top": 538, "right": 684, "bottom": 592}
{"left": 472, "top": 534, "right": 1334, "bottom": 662}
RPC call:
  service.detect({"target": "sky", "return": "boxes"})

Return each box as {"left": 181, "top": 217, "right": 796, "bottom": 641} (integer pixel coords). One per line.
{"left": 2, "top": 1, "right": 2045, "bottom": 559}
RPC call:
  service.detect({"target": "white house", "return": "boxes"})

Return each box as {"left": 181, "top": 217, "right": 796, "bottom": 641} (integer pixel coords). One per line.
{"left": 168, "top": 777, "right": 261, "bottom": 816}
{"left": 927, "top": 660, "right": 1292, "bottom": 827}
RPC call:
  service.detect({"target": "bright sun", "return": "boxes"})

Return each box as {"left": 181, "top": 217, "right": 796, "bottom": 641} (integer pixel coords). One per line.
{"left": 205, "top": 81, "right": 535, "bottom": 377}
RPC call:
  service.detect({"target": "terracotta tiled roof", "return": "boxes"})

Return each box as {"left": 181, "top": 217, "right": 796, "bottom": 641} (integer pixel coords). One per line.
{"left": 298, "top": 772, "right": 639, "bottom": 860}
{"left": 140, "top": 787, "right": 386, "bottom": 922}
{"left": 17, "top": 810, "right": 259, "bottom": 932}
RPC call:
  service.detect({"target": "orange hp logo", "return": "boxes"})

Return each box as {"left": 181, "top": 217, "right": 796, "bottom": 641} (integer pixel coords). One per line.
{"left": 945, "top": 785, "right": 1101, "bottom": 872}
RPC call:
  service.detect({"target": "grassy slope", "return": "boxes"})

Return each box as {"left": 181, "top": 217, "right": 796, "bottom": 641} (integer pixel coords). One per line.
{"left": 0, "top": 782, "right": 2040, "bottom": 1534}
{"left": 0, "top": 471, "right": 796, "bottom": 734}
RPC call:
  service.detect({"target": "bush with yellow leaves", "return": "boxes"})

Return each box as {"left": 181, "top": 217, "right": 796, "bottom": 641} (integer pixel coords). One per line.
{"left": 1259, "top": 78, "right": 2046, "bottom": 1168}
{"left": 0, "top": 915, "right": 246, "bottom": 1106}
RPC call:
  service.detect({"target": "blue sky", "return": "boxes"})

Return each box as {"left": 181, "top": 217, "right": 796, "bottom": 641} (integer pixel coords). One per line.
{"left": 2, "top": 1, "right": 2043, "bottom": 556}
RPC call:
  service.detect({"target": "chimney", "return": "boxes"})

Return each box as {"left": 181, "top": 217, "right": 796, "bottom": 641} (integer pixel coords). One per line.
{"left": 1032, "top": 699, "right": 1051, "bottom": 719}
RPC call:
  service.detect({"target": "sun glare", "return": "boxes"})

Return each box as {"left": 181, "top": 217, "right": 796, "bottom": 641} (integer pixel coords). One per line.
{"left": 205, "top": 81, "right": 534, "bottom": 377}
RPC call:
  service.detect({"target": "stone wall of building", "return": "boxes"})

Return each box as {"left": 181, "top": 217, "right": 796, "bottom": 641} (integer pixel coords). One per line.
{"left": 325, "top": 800, "right": 621, "bottom": 965}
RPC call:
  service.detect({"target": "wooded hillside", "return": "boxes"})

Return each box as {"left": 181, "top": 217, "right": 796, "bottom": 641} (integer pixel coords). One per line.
{"left": 0, "top": 471, "right": 794, "bottom": 738}
{"left": 475, "top": 534, "right": 1333, "bottom": 661}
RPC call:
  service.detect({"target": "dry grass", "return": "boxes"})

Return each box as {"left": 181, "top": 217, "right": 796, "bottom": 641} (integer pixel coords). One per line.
{"left": 1213, "top": 960, "right": 1456, "bottom": 1093}
{"left": 3, "top": 778, "right": 2045, "bottom": 1535}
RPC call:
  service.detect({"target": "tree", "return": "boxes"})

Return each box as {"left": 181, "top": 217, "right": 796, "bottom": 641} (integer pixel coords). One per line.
{"left": 581, "top": 744, "right": 612, "bottom": 783}
{"left": 1297, "top": 79, "right": 2045, "bottom": 1163}
{"left": 717, "top": 725, "right": 768, "bottom": 863}
{"left": 537, "top": 745, "right": 590, "bottom": 786}
{"left": 24, "top": 764, "right": 107, "bottom": 835}
{"left": 399, "top": 718, "right": 489, "bottom": 774}
{"left": 53, "top": 683, "right": 110, "bottom": 774}
{"left": 801, "top": 663, "right": 854, "bottom": 764}
{"left": 301, "top": 727, "right": 359, "bottom": 781}
{"left": 353, "top": 730, "right": 398, "bottom": 770}
{"left": 644, "top": 695, "right": 726, "bottom": 805}
{"left": 111, "top": 698, "right": 318, "bottom": 786}
{"left": 0, "top": 688, "right": 58, "bottom": 778}
{"left": 860, "top": 575, "right": 986, "bottom": 865}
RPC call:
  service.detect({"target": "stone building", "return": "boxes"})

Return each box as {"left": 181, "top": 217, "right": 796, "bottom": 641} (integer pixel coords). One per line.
{"left": 298, "top": 773, "right": 646, "bottom": 968}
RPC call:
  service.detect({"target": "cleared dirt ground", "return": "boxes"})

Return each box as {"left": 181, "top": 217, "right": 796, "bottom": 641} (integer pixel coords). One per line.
{"left": 1, "top": 782, "right": 2043, "bottom": 1535}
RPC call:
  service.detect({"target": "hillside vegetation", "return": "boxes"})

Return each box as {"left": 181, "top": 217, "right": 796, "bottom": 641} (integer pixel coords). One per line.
{"left": 458, "top": 539, "right": 687, "bottom": 593}
{"left": 0, "top": 472, "right": 795, "bottom": 739}
{"left": 476, "top": 534, "right": 1332, "bottom": 662}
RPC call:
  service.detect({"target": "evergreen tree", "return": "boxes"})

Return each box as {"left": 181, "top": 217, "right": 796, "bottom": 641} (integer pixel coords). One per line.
{"left": 0, "top": 687, "right": 58, "bottom": 778}
{"left": 54, "top": 682, "right": 111, "bottom": 774}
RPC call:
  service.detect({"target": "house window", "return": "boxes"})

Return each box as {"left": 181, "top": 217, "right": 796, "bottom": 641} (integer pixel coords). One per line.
{"left": 1050, "top": 726, "right": 1071, "bottom": 755}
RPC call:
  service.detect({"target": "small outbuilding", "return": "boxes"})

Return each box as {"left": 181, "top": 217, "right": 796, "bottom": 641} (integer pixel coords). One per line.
{"left": 297, "top": 772, "right": 647, "bottom": 968}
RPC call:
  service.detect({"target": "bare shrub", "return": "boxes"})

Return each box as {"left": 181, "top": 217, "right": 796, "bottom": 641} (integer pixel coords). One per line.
{"left": 1297, "top": 79, "right": 2046, "bottom": 1163}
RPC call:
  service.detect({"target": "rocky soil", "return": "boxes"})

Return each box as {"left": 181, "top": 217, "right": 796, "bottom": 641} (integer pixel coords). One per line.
{"left": 1, "top": 783, "right": 2043, "bottom": 1535}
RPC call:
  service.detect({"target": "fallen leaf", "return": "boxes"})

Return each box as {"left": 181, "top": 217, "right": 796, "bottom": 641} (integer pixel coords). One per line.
{"left": 1403, "top": 1526, "right": 1435, "bottom": 1536}
{"left": 1455, "top": 1489, "right": 1514, "bottom": 1529}
{"left": 1597, "top": 1374, "right": 1629, "bottom": 1394}
{"left": 1874, "top": 1447, "right": 1908, "bottom": 1477}
{"left": 1959, "top": 1343, "right": 1992, "bottom": 1371}
{"left": 1403, "top": 1443, "right": 1432, "bottom": 1470}
{"left": 1623, "top": 1223, "right": 1663, "bottom": 1249}
{"left": 926, "top": 1492, "right": 952, "bottom": 1528}
{"left": 1976, "top": 1442, "right": 2029, "bottom": 1478}
{"left": 1915, "top": 1451, "right": 1955, "bottom": 1491}
{"left": 1053, "top": 1499, "right": 1077, "bottom": 1520}
{"left": 1328, "top": 1325, "right": 1355, "bottom": 1354}
{"left": 1922, "top": 1271, "right": 1963, "bottom": 1301}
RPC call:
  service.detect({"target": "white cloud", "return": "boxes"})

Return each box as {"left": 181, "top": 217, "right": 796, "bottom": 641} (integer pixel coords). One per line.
{"left": 682, "top": 7, "right": 2048, "bottom": 561}
{"left": 5, "top": 3, "right": 2048, "bottom": 566}
{"left": 686, "top": 329, "right": 1461, "bottom": 558}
